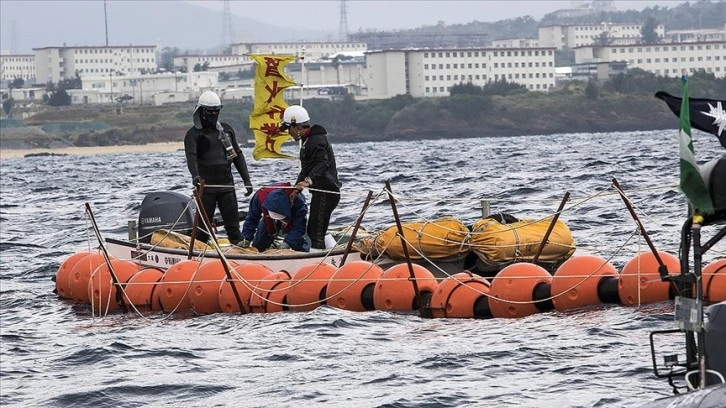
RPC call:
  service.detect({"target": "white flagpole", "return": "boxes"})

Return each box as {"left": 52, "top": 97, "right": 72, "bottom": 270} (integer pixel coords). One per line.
{"left": 299, "top": 47, "right": 305, "bottom": 106}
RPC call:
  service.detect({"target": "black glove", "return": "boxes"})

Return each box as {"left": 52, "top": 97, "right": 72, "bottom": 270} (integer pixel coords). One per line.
{"left": 192, "top": 176, "right": 201, "bottom": 188}
{"left": 245, "top": 187, "right": 253, "bottom": 196}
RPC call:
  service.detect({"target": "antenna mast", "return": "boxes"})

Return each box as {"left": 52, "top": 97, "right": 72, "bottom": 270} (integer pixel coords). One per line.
{"left": 222, "top": 0, "right": 235, "bottom": 53}
{"left": 338, "top": 0, "right": 349, "bottom": 42}
{"left": 104, "top": 0, "right": 109, "bottom": 46}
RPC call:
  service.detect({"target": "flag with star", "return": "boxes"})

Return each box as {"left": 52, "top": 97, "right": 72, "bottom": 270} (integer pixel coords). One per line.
{"left": 655, "top": 90, "right": 726, "bottom": 149}
{"left": 666, "top": 77, "right": 715, "bottom": 214}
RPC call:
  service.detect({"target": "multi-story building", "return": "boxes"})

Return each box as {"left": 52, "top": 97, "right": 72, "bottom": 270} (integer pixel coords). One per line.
{"left": 365, "top": 46, "right": 557, "bottom": 99}
{"left": 75, "top": 71, "right": 218, "bottom": 104}
{"left": 538, "top": 23, "right": 665, "bottom": 50}
{"left": 33, "top": 45, "right": 158, "bottom": 84}
{"left": 230, "top": 41, "right": 367, "bottom": 62}
{"left": 172, "top": 54, "right": 251, "bottom": 72}
{"left": 574, "top": 40, "right": 726, "bottom": 78}
{"left": 0, "top": 54, "right": 36, "bottom": 84}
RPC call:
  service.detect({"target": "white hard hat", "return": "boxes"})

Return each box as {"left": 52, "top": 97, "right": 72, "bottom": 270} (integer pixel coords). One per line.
{"left": 267, "top": 210, "right": 286, "bottom": 220}
{"left": 197, "top": 91, "right": 222, "bottom": 109}
{"left": 280, "top": 105, "right": 310, "bottom": 130}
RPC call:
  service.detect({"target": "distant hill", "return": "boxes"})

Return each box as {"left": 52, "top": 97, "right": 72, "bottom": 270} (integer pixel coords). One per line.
{"left": 0, "top": 1, "right": 334, "bottom": 54}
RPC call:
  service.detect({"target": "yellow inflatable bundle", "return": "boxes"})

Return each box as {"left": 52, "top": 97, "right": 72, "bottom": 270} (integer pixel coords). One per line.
{"left": 354, "top": 216, "right": 471, "bottom": 261}
{"left": 470, "top": 217, "right": 575, "bottom": 267}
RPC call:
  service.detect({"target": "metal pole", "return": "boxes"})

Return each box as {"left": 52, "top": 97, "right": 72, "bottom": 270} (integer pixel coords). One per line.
{"left": 532, "top": 192, "right": 570, "bottom": 264}
{"left": 340, "top": 191, "right": 373, "bottom": 266}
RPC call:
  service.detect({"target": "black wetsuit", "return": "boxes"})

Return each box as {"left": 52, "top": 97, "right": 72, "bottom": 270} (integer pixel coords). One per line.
{"left": 184, "top": 120, "right": 251, "bottom": 245}
{"left": 296, "top": 124, "right": 341, "bottom": 249}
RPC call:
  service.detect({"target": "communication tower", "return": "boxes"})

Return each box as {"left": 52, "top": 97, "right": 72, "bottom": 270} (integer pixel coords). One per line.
{"left": 221, "top": 0, "right": 235, "bottom": 53}
{"left": 339, "top": 0, "right": 349, "bottom": 42}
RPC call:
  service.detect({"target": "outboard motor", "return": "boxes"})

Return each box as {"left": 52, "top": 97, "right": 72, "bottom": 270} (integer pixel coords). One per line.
{"left": 705, "top": 301, "right": 726, "bottom": 385}
{"left": 137, "top": 191, "right": 196, "bottom": 243}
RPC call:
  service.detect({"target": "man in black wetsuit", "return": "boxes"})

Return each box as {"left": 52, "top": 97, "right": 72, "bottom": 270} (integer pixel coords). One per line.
{"left": 184, "top": 90, "right": 253, "bottom": 246}
{"left": 280, "top": 105, "right": 342, "bottom": 250}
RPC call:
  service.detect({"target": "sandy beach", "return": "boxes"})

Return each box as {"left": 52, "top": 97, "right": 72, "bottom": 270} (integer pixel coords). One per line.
{"left": 0, "top": 142, "right": 185, "bottom": 159}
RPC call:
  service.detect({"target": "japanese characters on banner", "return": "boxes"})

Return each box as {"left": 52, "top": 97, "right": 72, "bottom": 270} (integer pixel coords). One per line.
{"left": 249, "top": 54, "right": 297, "bottom": 160}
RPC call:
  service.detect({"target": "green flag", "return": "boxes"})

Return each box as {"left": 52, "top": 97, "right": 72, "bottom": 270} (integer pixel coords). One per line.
{"left": 679, "top": 76, "right": 714, "bottom": 214}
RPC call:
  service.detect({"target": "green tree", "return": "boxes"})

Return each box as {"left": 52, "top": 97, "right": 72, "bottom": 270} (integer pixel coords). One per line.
{"left": 595, "top": 31, "right": 613, "bottom": 46}
{"left": 160, "top": 47, "right": 181, "bottom": 72}
{"left": 641, "top": 16, "right": 660, "bottom": 44}
{"left": 3, "top": 97, "right": 15, "bottom": 116}
{"left": 585, "top": 81, "right": 599, "bottom": 99}
{"left": 10, "top": 77, "right": 24, "bottom": 89}
{"left": 48, "top": 89, "right": 71, "bottom": 106}
{"left": 450, "top": 82, "right": 484, "bottom": 96}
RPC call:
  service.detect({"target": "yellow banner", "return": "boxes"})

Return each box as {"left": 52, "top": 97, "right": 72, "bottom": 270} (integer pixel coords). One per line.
{"left": 249, "top": 54, "right": 297, "bottom": 160}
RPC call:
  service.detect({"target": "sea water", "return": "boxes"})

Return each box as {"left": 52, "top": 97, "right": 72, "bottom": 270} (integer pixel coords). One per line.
{"left": 1, "top": 130, "right": 724, "bottom": 407}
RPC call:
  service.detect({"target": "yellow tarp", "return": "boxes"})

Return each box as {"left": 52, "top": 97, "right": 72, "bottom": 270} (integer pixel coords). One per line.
{"left": 470, "top": 217, "right": 575, "bottom": 265}
{"left": 355, "top": 216, "right": 471, "bottom": 261}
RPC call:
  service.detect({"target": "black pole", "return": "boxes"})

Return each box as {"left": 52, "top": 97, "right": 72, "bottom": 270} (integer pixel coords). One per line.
{"left": 85, "top": 202, "right": 128, "bottom": 314}
{"left": 340, "top": 191, "right": 373, "bottom": 266}
{"left": 532, "top": 192, "right": 570, "bottom": 264}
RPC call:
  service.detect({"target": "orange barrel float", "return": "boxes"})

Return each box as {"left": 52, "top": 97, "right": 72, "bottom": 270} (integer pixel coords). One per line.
{"left": 249, "top": 271, "right": 292, "bottom": 313}
{"left": 188, "top": 260, "right": 237, "bottom": 315}
{"left": 618, "top": 251, "right": 680, "bottom": 306}
{"left": 703, "top": 259, "right": 726, "bottom": 302}
{"left": 122, "top": 268, "right": 164, "bottom": 311}
{"left": 373, "top": 263, "right": 438, "bottom": 313}
{"left": 327, "top": 261, "right": 383, "bottom": 312}
{"left": 66, "top": 252, "right": 111, "bottom": 303}
{"left": 87, "top": 259, "right": 141, "bottom": 313}
{"left": 54, "top": 250, "right": 96, "bottom": 299}
{"left": 218, "top": 263, "right": 274, "bottom": 313}
{"left": 429, "top": 272, "right": 491, "bottom": 318}
{"left": 551, "top": 255, "right": 619, "bottom": 311}
{"left": 286, "top": 263, "right": 338, "bottom": 312}
{"left": 157, "top": 259, "right": 202, "bottom": 313}
{"left": 488, "top": 263, "right": 553, "bottom": 319}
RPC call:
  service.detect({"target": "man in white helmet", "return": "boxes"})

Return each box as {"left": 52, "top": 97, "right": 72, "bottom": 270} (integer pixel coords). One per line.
{"left": 280, "top": 105, "right": 342, "bottom": 250}
{"left": 184, "top": 90, "right": 253, "bottom": 246}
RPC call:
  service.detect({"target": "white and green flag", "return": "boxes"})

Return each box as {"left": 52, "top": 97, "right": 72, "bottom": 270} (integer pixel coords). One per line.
{"left": 678, "top": 76, "right": 714, "bottom": 214}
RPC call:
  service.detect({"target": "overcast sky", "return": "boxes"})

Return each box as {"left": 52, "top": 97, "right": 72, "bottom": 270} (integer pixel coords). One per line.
{"left": 187, "top": 0, "right": 688, "bottom": 32}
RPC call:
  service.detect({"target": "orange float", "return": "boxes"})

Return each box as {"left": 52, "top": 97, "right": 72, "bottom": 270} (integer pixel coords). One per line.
{"left": 286, "top": 263, "right": 338, "bottom": 312}
{"left": 249, "top": 271, "right": 291, "bottom": 313}
{"left": 87, "top": 259, "right": 141, "bottom": 313}
{"left": 55, "top": 250, "right": 96, "bottom": 299}
{"left": 218, "top": 263, "right": 274, "bottom": 313}
{"left": 551, "top": 255, "right": 619, "bottom": 311}
{"left": 188, "top": 260, "right": 237, "bottom": 315}
{"left": 703, "top": 259, "right": 726, "bottom": 302}
{"left": 618, "top": 251, "right": 680, "bottom": 306}
{"left": 67, "top": 252, "right": 112, "bottom": 303}
{"left": 373, "top": 263, "right": 438, "bottom": 312}
{"left": 157, "top": 260, "right": 201, "bottom": 313}
{"left": 429, "top": 272, "right": 491, "bottom": 318}
{"left": 488, "top": 263, "right": 553, "bottom": 318}
{"left": 122, "top": 268, "right": 164, "bottom": 311}
{"left": 327, "top": 261, "right": 383, "bottom": 312}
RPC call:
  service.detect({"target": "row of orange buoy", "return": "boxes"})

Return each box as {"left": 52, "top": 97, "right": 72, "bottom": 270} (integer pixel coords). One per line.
{"left": 54, "top": 250, "right": 726, "bottom": 319}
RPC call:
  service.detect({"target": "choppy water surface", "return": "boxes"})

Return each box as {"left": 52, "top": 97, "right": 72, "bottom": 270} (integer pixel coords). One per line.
{"left": 1, "top": 130, "right": 724, "bottom": 407}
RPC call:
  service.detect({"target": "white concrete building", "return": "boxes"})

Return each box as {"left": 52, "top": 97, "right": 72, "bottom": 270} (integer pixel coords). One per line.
{"left": 574, "top": 40, "right": 726, "bottom": 78}
{"left": 33, "top": 45, "right": 158, "bottom": 84}
{"left": 538, "top": 23, "right": 665, "bottom": 49}
{"left": 76, "top": 71, "right": 218, "bottom": 105}
{"left": 173, "top": 54, "right": 251, "bottom": 72}
{"left": 230, "top": 42, "right": 367, "bottom": 62}
{"left": 365, "top": 47, "right": 557, "bottom": 99}
{"left": 0, "top": 54, "right": 36, "bottom": 83}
